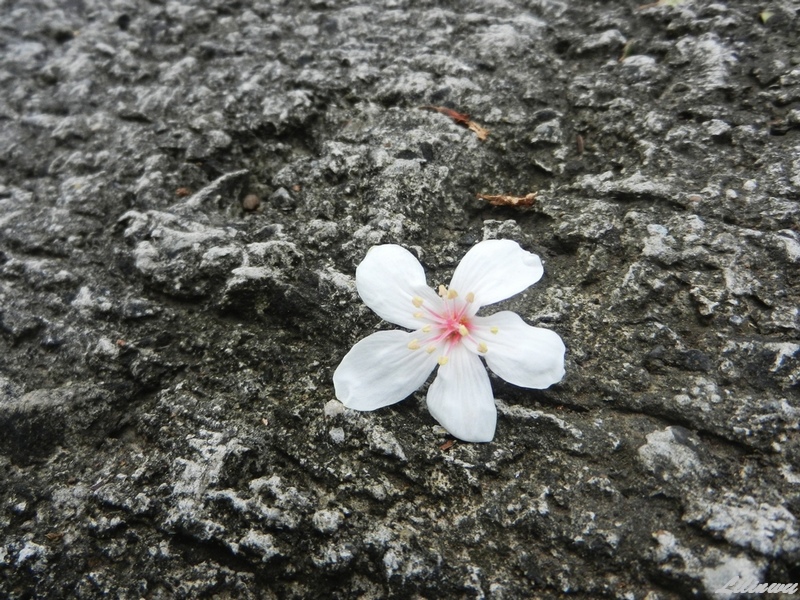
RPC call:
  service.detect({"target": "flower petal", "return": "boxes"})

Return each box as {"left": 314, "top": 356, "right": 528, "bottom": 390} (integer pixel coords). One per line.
{"left": 356, "top": 245, "right": 441, "bottom": 330}
{"left": 474, "top": 311, "right": 565, "bottom": 389}
{"left": 334, "top": 330, "right": 438, "bottom": 411}
{"left": 426, "top": 345, "right": 496, "bottom": 442}
{"left": 448, "top": 239, "right": 544, "bottom": 308}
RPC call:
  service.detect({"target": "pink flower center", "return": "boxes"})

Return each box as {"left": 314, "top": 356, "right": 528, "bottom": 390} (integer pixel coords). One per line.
{"left": 441, "top": 313, "right": 470, "bottom": 344}
{"left": 408, "top": 288, "right": 488, "bottom": 361}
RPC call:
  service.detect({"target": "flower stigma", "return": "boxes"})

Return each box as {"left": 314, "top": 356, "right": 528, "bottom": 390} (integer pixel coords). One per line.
{"left": 407, "top": 287, "right": 482, "bottom": 355}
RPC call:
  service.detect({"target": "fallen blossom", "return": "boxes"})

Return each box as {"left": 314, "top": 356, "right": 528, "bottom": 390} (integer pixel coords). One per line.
{"left": 333, "top": 240, "right": 565, "bottom": 442}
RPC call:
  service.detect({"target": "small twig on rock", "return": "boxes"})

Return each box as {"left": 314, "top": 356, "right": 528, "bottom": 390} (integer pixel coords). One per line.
{"left": 477, "top": 192, "right": 537, "bottom": 207}
{"left": 439, "top": 439, "right": 456, "bottom": 452}
{"left": 419, "top": 105, "right": 490, "bottom": 141}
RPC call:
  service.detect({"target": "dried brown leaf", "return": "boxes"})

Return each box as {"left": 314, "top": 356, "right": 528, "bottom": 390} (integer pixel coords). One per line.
{"left": 477, "top": 192, "right": 537, "bottom": 207}
{"left": 419, "top": 105, "right": 489, "bottom": 140}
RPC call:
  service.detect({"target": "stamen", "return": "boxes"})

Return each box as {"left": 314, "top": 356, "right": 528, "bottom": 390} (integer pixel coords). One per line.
{"left": 438, "top": 284, "right": 447, "bottom": 298}
{"left": 407, "top": 340, "right": 421, "bottom": 350}
{"left": 413, "top": 311, "right": 423, "bottom": 319}
{"left": 491, "top": 326, "right": 499, "bottom": 334}
{"left": 478, "top": 342, "right": 488, "bottom": 353}
{"left": 426, "top": 345, "right": 436, "bottom": 354}
{"left": 447, "top": 289, "right": 458, "bottom": 299}
{"left": 437, "top": 356, "right": 449, "bottom": 366}
{"left": 412, "top": 296, "right": 424, "bottom": 308}
{"left": 422, "top": 325, "right": 432, "bottom": 333}
{"left": 466, "top": 292, "right": 475, "bottom": 303}
{"left": 458, "top": 324, "right": 469, "bottom": 337}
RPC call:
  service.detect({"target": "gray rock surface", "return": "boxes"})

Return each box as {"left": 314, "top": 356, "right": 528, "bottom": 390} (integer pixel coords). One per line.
{"left": 1, "top": 0, "right": 798, "bottom": 598}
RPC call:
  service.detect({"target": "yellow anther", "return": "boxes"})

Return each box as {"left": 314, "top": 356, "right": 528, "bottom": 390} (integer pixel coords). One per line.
{"left": 407, "top": 339, "right": 420, "bottom": 350}
{"left": 426, "top": 345, "right": 436, "bottom": 354}
{"left": 458, "top": 324, "right": 469, "bottom": 336}
{"left": 437, "top": 356, "right": 449, "bottom": 366}
{"left": 478, "top": 342, "right": 488, "bottom": 353}
{"left": 413, "top": 311, "right": 423, "bottom": 319}
{"left": 438, "top": 284, "right": 447, "bottom": 298}
{"left": 447, "top": 289, "right": 458, "bottom": 299}
{"left": 422, "top": 324, "right": 432, "bottom": 333}
{"left": 490, "top": 326, "right": 499, "bottom": 334}
{"left": 466, "top": 292, "right": 475, "bottom": 303}
{"left": 412, "top": 296, "right": 423, "bottom": 308}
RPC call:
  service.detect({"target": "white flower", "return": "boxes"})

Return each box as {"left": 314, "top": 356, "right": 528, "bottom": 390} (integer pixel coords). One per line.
{"left": 333, "top": 239, "right": 566, "bottom": 442}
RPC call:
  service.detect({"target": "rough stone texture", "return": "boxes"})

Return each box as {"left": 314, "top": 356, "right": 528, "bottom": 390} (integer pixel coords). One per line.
{"left": 1, "top": 0, "right": 798, "bottom": 598}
